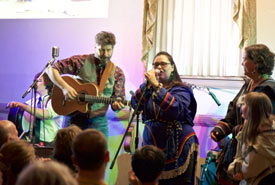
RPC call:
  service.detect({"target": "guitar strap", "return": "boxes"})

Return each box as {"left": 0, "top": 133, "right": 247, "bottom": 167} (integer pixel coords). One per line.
{"left": 98, "top": 61, "right": 115, "bottom": 96}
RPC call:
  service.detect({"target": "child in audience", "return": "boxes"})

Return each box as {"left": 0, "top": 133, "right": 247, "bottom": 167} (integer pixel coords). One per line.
{"left": 228, "top": 92, "right": 275, "bottom": 185}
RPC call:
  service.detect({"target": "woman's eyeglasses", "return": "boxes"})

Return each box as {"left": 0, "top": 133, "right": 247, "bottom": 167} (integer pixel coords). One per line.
{"left": 152, "top": 62, "right": 170, "bottom": 69}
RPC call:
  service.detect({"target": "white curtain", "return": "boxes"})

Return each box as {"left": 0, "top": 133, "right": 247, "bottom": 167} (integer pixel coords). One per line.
{"left": 151, "top": 0, "right": 242, "bottom": 76}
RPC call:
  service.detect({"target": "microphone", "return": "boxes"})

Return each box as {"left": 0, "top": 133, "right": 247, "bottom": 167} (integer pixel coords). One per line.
{"left": 155, "top": 69, "right": 160, "bottom": 81}
{"left": 52, "top": 46, "right": 59, "bottom": 58}
{"left": 145, "top": 69, "right": 160, "bottom": 85}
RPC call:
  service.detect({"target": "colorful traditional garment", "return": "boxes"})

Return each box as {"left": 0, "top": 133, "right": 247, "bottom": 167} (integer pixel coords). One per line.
{"left": 131, "top": 83, "right": 199, "bottom": 184}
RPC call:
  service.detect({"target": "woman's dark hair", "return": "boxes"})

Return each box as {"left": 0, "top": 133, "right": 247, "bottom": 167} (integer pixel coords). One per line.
{"left": 153, "top": 51, "right": 183, "bottom": 88}
{"left": 245, "top": 44, "right": 275, "bottom": 75}
{"left": 34, "top": 72, "right": 54, "bottom": 95}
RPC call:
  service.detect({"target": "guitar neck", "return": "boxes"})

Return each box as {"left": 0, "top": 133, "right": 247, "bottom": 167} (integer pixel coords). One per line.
{"left": 79, "top": 94, "right": 129, "bottom": 106}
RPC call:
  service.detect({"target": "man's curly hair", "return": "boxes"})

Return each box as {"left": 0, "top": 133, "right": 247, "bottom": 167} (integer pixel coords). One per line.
{"left": 95, "top": 31, "right": 116, "bottom": 46}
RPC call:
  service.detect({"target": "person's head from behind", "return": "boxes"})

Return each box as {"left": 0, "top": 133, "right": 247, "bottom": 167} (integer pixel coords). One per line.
{"left": 53, "top": 124, "right": 82, "bottom": 172}
{"left": 0, "top": 140, "right": 35, "bottom": 185}
{"left": 72, "top": 129, "right": 109, "bottom": 171}
{"left": 241, "top": 92, "right": 273, "bottom": 145}
{"left": 34, "top": 72, "right": 54, "bottom": 95}
{"left": 94, "top": 31, "right": 116, "bottom": 63}
{"left": 242, "top": 44, "right": 275, "bottom": 79}
{"left": 152, "top": 51, "right": 182, "bottom": 88}
{"left": 15, "top": 161, "right": 78, "bottom": 185}
{"left": 0, "top": 120, "right": 18, "bottom": 149}
{"left": 131, "top": 145, "right": 165, "bottom": 183}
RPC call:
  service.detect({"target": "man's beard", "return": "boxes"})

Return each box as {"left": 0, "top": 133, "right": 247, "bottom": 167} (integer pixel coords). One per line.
{"left": 99, "top": 56, "right": 110, "bottom": 63}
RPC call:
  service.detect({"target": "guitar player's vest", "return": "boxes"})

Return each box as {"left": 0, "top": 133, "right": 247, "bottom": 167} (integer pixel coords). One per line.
{"left": 76, "top": 55, "right": 116, "bottom": 115}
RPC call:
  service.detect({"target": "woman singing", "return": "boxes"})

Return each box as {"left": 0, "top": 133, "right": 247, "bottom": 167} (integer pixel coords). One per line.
{"left": 131, "top": 51, "right": 199, "bottom": 185}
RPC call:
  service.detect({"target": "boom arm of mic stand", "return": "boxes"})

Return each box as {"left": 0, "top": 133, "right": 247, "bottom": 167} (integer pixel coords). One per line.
{"left": 110, "top": 86, "right": 147, "bottom": 169}
{"left": 22, "top": 57, "right": 56, "bottom": 99}
{"left": 207, "top": 88, "right": 221, "bottom": 106}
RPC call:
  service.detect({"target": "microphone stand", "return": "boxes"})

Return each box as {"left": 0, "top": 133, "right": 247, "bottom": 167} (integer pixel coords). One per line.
{"left": 110, "top": 85, "right": 148, "bottom": 169}
{"left": 135, "top": 112, "right": 140, "bottom": 150}
{"left": 29, "top": 86, "right": 38, "bottom": 144}
{"left": 21, "top": 56, "right": 57, "bottom": 145}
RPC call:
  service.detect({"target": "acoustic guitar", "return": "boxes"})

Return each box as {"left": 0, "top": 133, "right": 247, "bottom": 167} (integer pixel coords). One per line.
{"left": 51, "top": 76, "right": 130, "bottom": 115}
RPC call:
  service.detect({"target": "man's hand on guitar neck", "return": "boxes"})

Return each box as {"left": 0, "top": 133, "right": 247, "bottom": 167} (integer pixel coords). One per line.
{"left": 111, "top": 101, "right": 125, "bottom": 111}
{"left": 63, "top": 84, "right": 78, "bottom": 100}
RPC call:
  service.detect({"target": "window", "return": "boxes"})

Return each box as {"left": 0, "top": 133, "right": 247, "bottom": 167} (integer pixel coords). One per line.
{"left": 151, "top": 0, "right": 242, "bottom": 76}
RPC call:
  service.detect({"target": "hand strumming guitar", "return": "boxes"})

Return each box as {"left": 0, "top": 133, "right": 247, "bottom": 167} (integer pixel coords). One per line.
{"left": 63, "top": 83, "right": 78, "bottom": 100}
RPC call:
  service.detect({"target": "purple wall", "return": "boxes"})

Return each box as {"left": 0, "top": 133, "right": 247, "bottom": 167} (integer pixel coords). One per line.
{"left": 0, "top": 0, "right": 144, "bottom": 103}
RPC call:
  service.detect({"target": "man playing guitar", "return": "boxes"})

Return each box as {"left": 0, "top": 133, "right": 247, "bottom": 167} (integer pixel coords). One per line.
{"left": 48, "top": 31, "right": 125, "bottom": 140}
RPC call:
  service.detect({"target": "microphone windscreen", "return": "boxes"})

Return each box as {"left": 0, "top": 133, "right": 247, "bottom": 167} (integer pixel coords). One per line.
{"left": 52, "top": 46, "right": 59, "bottom": 58}
{"left": 155, "top": 69, "right": 160, "bottom": 75}
{"left": 155, "top": 69, "right": 160, "bottom": 81}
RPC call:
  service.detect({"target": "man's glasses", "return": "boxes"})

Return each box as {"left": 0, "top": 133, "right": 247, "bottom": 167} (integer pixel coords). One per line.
{"left": 152, "top": 62, "right": 170, "bottom": 69}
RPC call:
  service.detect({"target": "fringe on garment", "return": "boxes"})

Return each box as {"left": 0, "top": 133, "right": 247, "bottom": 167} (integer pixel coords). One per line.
{"left": 159, "top": 142, "right": 200, "bottom": 180}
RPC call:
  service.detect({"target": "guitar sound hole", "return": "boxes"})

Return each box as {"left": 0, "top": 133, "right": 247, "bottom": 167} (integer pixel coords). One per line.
{"left": 78, "top": 92, "right": 86, "bottom": 103}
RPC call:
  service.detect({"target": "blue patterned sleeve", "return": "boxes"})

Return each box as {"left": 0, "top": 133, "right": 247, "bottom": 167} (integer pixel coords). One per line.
{"left": 153, "top": 86, "right": 194, "bottom": 119}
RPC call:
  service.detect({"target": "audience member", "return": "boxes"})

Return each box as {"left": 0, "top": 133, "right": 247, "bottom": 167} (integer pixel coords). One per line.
{"left": 0, "top": 140, "right": 36, "bottom": 185}
{"left": 0, "top": 120, "right": 18, "bottom": 148}
{"left": 15, "top": 161, "right": 78, "bottom": 185}
{"left": 129, "top": 145, "right": 166, "bottom": 185}
{"left": 52, "top": 124, "right": 82, "bottom": 173}
{"left": 72, "top": 129, "right": 109, "bottom": 185}
{"left": 210, "top": 44, "right": 275, "bottom": 185}
{"left": 228, "top": 92, "right": 275, "bottom": 185}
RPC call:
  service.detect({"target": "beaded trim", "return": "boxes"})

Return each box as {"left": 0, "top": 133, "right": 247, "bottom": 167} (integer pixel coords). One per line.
{"left": 144, "top": 119, "right": 180, "bottom": 124}
{"left": 160, "top": 143, "right": 200, "bottom": 179}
